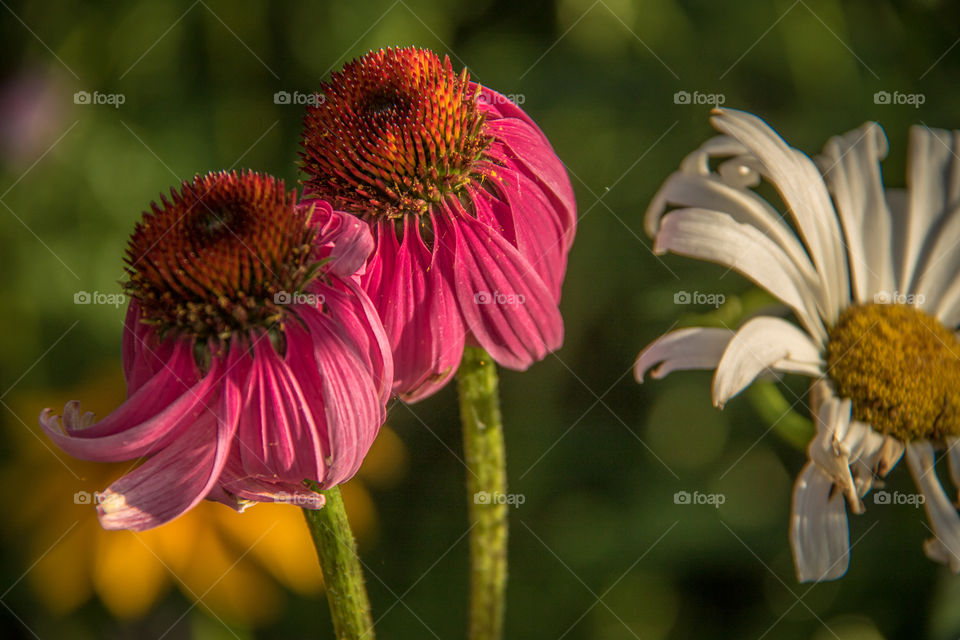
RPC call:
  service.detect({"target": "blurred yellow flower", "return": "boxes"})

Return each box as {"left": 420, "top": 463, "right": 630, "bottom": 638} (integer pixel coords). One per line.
{"left": 3, "top": 363, "right": 407, "bottom": 626}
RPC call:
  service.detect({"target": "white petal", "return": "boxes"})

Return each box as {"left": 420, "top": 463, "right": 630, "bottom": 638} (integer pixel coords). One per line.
{"left": 818, "top": 122, "right": 895, "bottom": 303}
{"left": 875, "top": 436, "right": 906, "bottom": 478}
{"left": 912, "top": 204, "right": 960, "bottom": 317}
{"left": 845, "top": 422, "right": 887, "bottom": 499}
{"left": 712, "top": 316, "right": 822, "bottom": 407}
{"left": 807, "top": 396, "right": 861, "bottom": 512}
{"left": 676, "top": 135, "right": 748, "bottom": 181}
{"left": 902, "top": 126, "right": 960, "bottom": 295}
{"left": 906, "top": 441, "right": 960, "bottom": 572}
{"left": 711, "top": 109, "right": 849, "bottom": 324}
{"left": 948, "top": 437, "right": 960, "bottom": 501}
{"left": 655, "top": 208, "right": 825, "bottom": 342}
{"left": 646, "top": 171, "right": 819, "bottom": 286}
{"left": 635, "top": 327, "right": 733, "bottom": 382}
{"left": 932, "top": 277, "right": 960, "bottom": 329}
{"left": 791, "top": 463, "right": 851, "bottom": 582}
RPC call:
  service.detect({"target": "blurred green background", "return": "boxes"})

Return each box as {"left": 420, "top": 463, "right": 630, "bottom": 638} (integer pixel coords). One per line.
{"left": 2, "top": 0, "right": 960, "bottom": 638}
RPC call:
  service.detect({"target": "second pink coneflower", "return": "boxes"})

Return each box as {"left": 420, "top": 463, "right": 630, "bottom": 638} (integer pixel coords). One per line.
{"left": 300, "top": 46, "right": 576, "bottom": 401}
{"left": 42, "top": 171, "right": 392, "bottom": 531}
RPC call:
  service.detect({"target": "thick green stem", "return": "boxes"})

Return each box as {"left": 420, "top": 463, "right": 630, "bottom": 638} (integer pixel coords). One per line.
{"left": 457, "top": 345, "right": 508, "bottom": 640}
{"left": 302, "top": 487, "right": 375, "bottom": 640}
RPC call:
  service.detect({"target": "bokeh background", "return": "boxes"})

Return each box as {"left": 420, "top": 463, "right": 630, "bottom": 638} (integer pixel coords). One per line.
{"left": 2, "top": 0, "right": 960, "bottom": 638}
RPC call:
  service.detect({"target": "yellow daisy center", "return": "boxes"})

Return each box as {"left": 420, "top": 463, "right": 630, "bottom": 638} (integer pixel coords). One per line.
{"left": 826, "top": 302, "right": 960, "bottom": 442}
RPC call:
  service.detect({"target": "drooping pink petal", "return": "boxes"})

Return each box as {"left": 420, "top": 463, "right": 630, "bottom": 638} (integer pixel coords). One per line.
{"left": 361, "top": 217, "right": 464, "bottom": 401}
{"left": 437, "top": 201, "right": 563, "bottom": 369}
{"left": 298, "top": 304, "right": 384, "bottom": 486}
{"left": 478, "top": 157, "right": 570, "bottom": 300}
{"left": 96, "top": 354, "right": 241, "bottom": 531}
{"left": 41, "top": 351, "right": 222, "bottom": 462}
{"left": 310, "top": 277, "right": 394, "bottom": 412}
{"left": 236, "top": 333, "right": 325, "bottom": 481}
{"left": 43, "top": 339, "right": 198, "bottom": 446}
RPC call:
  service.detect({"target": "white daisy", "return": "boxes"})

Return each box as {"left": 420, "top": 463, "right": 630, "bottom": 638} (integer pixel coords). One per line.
{"left": 636, "top": 108, "right": 960, "bottom": 582}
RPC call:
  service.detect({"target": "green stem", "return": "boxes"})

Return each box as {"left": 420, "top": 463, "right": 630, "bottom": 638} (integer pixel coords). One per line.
{"left": 302, "top": 486, "right": 375, "bottom": 640}
{"left": 457, "top": 346, "right": 508, "bottom": 640}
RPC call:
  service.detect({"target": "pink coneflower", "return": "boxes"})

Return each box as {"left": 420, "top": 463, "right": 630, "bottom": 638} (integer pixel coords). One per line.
{"left": 300, "top": 47, "right": 576, "bottom": 401}
{"left": 42, "top": 171, "right": 392, "bottom": 531}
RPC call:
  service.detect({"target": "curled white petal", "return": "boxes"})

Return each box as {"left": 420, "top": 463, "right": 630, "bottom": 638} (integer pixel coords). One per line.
{"left": 635, "top": 327, "right": 734, "bottom": 382}
{"left": 647, "top": 171, "right": 819, "bottom": 288}
{"left": 711, "top": 316, "right": 822, "bottom": 407}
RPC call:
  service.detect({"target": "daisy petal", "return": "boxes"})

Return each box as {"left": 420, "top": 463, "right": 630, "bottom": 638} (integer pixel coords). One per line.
{"left": 298, "top": 311, "right": 383, "bottom": 486}
{"left": 122, "top": 303, "right": 178, "bottom": 395}
{"left": 711, "top": 108, "right": 848, "bottom": 323}
{"left": 903, "top": 126, "right": 960, "bottom": 295}
{"left": 308, "top": 200, "right": 375, "bottom": 277}
{"left": 635, "top": 327, "right": 734, "bottom": 382}
{"left": 906, "top": 441, "right": 960, "bottom": 572}
{"left": 806, "top": 396, "right": 861, "bottom": 512}
{"left": 948, "top": 437, "right": 960, "bottom": 499}
{"left": 818, "top": 122, "right": 895, "bottom": 303}
{"left": 41, "top": 339, "right": 198, "bottom": 453}
{"left": 791, "top": 463, "right": 851, "bottom": 582}
{"left": 712, "top": 316, "right": 823, "bottom": 407}
{"left": 647, "top": 168, "right": 818, "bottom": 286}
{"left": 656, "top": 208, "right": 825, "bottom": 342}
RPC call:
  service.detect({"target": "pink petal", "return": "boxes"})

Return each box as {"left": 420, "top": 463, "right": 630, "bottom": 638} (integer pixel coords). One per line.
{"left": 436, "top": 202, "right": 563, "bottom": 369}
{"left": 312, "top": 275, "right": 395, "bottom": 412}
{"left": 298, "top": 306, "right": 384, "bottom": 485}
{"left": 305, "top": 198, "right": 374, "bottom": 277}
{"left": 476, "top": 160, "right": 569, "bottom": 300}
{"left": 121, "top": 303, "right": 179, "bottom": 396}
{"left": 475, "top": 84, "right": 577, "bottom": 241}
{"left": 96, "top": 354, "right": 241, "bottom": 531}
{"left": 235, "top": 333, "right": 326, "bottom": 482}
{"left": 41, "top": 353, "right": 222, "bottom": 462}
{"left": 217, "top": 452, "right": 326, "bottom": 508}
{"left": 42, "top": 339, "right": 198, "bottom": 450}
{"left": 361, "top": 217, "right": 465, "bottom": 401}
